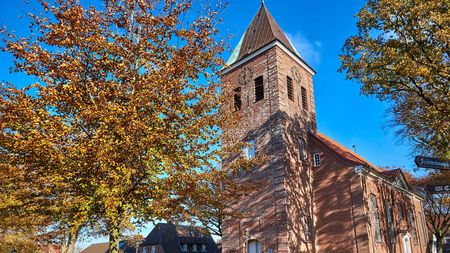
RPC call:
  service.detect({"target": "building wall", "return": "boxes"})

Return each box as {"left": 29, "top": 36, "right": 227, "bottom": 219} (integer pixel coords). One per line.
{"left": 311, "top": 136, "right": 428, "bottom": 253}
{"left": 221, "top": 46, "right": 286, "bottom": 253}
{"left": 221, "top": 45, "right": 317, "bottom": 253}
{"left": 275, "top": 47, "right": 316, "bottom": 253}
{"left": 310, "top": 138, "right": 369, "bottom": 253}
{"left": 364, "top": 175, "right": 427, "bottom": 253}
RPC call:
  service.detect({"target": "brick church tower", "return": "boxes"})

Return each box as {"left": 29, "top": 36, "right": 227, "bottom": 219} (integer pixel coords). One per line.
{"left": 220, "top": 2, "right": 317, "bottom": 253}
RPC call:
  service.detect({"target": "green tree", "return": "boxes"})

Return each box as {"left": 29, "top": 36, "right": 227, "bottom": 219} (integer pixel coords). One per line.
{"left": 340, "top": 0, "right": 449, "bottom": 158}
{"left": 0, "top": 0, "right": 235, "bottom": 252}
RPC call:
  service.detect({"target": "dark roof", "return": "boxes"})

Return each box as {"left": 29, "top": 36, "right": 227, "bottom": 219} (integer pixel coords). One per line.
{"left": 226, "top": 2, "right": 298, "bottom": 66}
{"left": 381, "top": 169, "right": 402, "bottom": 181}
{"left": 142, "top": 223, "right": 219, "bottom": 253}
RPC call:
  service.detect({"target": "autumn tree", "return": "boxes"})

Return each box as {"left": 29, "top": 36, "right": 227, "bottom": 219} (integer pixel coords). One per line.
{"left": 414, "top": 172, "right": 450, "bottom": 253}
{"left": 188, "top": 165, "right": 259, "bottom": 237}
{"left": 0, "top": 0, "right": 238, "bottom": 252}
{"left": 340, "top": 0, "right": 449, "bottom": 158}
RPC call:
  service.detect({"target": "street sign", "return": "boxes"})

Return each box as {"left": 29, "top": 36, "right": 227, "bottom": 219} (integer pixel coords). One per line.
{"left": 425, "top": 185, "right": 450, "bottom": 194}
{"left": 415, "top": 156, "right": 450, "bottom": 170}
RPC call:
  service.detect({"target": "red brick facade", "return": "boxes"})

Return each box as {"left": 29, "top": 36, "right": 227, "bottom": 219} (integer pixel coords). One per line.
{"left": 220, "top": 3, "right": 427, "bottom": 253}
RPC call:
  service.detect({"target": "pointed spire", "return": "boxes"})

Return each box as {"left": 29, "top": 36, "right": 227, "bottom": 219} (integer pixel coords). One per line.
{"left": 225, "top": 2, "right": 297, "bottom": 66}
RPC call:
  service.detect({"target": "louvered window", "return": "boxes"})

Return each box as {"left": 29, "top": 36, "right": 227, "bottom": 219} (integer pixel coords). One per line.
{"left": 254, "top": 76, "right": 264, "bottom": 102}
{"left": 301, "top": 86, "right": 308, "bottom": 111}
{"left": 287, "top": 76, "right": 294, "bottom": 101}
{"left": 234, "top": 87, "right": 242, "bottom": 111}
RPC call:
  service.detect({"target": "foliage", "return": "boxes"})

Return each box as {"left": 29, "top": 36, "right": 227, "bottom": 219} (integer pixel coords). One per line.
{"left": 0, "top": 0, "right": 242, "bottom": 252}
{"left": 340, "top": 0, "right": 450, "bottom": 158}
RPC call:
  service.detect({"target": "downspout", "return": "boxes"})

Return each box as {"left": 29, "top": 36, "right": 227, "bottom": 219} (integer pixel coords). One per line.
{"left": 348, "top": 172, "right": 360, "bottom": 253}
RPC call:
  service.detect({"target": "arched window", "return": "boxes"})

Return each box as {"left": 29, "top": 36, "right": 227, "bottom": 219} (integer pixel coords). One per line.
{"left": 299, "top": 138, "right": 306, "bottom": 161}
{"left": 370, "top": 194, "right": 382, "bottom": 242}
{"left": 247, "top": 240, "right": 261, "bottom": 253}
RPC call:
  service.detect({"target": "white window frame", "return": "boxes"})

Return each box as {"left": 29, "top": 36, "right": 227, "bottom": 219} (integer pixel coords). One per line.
{"left": 313, "top": 153, "right": 320, "bottom": 167}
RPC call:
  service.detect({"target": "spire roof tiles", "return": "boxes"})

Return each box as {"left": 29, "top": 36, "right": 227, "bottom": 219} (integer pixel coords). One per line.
{"left": 226, "top": 3, "right": 298, "bottom": 66}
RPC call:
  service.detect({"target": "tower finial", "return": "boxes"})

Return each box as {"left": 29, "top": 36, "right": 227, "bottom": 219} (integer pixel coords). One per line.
{"left": 262, "top": 0, "right": 265, "bottom": 5}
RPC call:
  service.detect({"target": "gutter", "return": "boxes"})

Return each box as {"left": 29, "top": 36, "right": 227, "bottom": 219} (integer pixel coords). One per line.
{"left": 354, "top": 165, "right": 424, "bottom": 200}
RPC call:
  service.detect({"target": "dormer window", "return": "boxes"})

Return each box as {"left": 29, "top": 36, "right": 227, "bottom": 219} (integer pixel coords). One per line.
{"left": 200, "top": 245, "right": 207, "bottom": 252}
{"left": 192, "top": 244, "right": 198, "bottom": 252}
{"left": 181, "top": 244, "right": 189, "bottom": 252}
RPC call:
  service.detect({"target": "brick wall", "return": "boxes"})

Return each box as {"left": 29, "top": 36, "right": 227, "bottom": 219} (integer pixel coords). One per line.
{"left": 310, "top": 135, "right": 427, "bottom": 253}
{"left": 221, "top": 45, "right": 317, "bottom": 253}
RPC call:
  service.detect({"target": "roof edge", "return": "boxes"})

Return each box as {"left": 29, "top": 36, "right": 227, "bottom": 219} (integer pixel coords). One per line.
{"left": 222, "top": 40, "right": 316, "bottom": 75}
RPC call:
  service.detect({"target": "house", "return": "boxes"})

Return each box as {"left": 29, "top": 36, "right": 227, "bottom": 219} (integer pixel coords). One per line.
{"left": 220, "top": 2, "right": 427, "bottom": 253}
{"left": 138, "top": 223, "right": 219, "bottom": 253}
{"left": 80, "top": 241, "right": 136, "bottom": 253}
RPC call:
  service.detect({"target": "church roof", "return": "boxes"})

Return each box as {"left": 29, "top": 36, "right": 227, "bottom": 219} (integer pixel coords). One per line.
{"left": 312, "top": 132, "right": 383, "bottom": 173}
{"left": 226, "top": 2, "right": 299, "bottom": 66}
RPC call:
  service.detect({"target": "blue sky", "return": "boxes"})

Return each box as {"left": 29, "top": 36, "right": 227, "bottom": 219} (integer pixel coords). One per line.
{"left": 0, "top": 0, "right": 428, "bottom": 249}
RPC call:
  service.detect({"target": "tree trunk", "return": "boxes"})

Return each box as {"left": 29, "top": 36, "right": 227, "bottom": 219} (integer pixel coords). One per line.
{"left": 61, "top": 226, "right": 80, "bottom": 253}
{"left": 109, "top": 224, "right": 121, "bottom": 253}
{"left": 436, "top": 235, "right": 444, "bottom": 253}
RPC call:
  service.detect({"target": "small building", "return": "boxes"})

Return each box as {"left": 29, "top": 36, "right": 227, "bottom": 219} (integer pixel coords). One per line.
{"left": 80, "top": 241, "right": 136, "bottom": 253}
{"left": 138, "top": 223, "right": 219, "bottom": 253}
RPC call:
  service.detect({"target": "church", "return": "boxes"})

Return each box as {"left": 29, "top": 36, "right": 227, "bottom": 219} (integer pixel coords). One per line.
{"left": 220, "top": 2, "right": 428, "bottom": 253}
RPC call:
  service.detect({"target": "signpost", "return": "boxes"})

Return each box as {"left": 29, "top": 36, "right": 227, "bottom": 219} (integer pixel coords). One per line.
{"left": 415, "top": 156, "right": 450, "bottom": 170}
{"left": 425, "top": 185, "right": 450, "bottom": 194}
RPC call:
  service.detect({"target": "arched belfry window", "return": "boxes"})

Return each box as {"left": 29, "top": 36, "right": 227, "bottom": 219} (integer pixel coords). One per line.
{"left": 247, "top": 240, "right": 261, "bottom": 253}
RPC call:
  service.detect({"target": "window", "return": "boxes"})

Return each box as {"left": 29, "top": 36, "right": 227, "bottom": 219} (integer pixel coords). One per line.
{"left": 370, "top": 194, "right": 382, "bottom": 242}
{"left": 234, "top": 87, "right": 242, "bottom": 111}
{"left": 192, "top": 244, "right": 198, "bottom": 252}
{"left": 254, "top": 76, "right": 264, "bottom": 102}
{"left": 385, "top": 200, "right": 396, "bottom": 243}
{"left": 408, "top": 208, "right": 418, "bottom": 245}
{"left": 418, "top": 212, "right": 427, "bottom": 246}
{"left": 313, "top": 153, "right": 321, "bottom": 167}
{"left": 301, "top": 86, "right": 308, "bottom": 111}
{"left": 151, "top": 246, "right": 155, "bottom": 253}
{"left": 287, "top": 76, "right": 294, "bottom": 101}
{"left": 398, "top": 203, "right": 406, "bottom": 220}
{"left": 304, "top": 215, "right": 313, "bottom": 242}
{"left": 299, "top": 138, "right": 306, "bottom": 161}
{"left": 244, "top": 139, "right": 256, "bottom": 159}
{"left": 143, "top": 247, "right": 147, "bottom": 253}
{"left": 200, "top": 245, "right": 207, "bottom": 252}
{"left": 181, "top": 244, "right": 189, "bottom": 252}
{"left": 247, "top": 240, "right": 261, "bottom": 253}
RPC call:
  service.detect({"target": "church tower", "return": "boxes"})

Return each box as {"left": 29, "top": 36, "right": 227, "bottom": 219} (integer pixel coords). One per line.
{"left": 221, "top": 2, "right": 317, "bottom": 253}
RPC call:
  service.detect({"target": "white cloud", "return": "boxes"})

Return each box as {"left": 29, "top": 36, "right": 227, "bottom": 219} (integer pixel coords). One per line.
{"left": 286, "top": 32, "right": 322, "bottom": 67}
